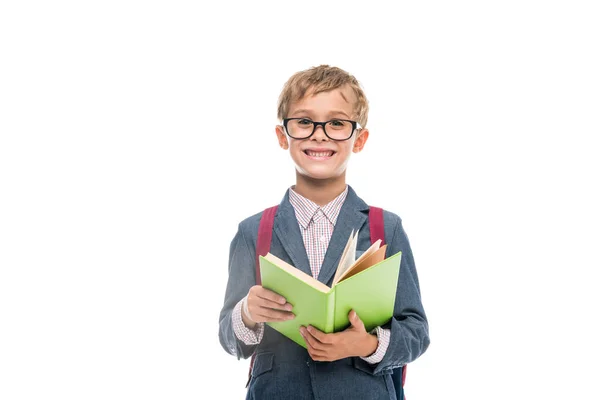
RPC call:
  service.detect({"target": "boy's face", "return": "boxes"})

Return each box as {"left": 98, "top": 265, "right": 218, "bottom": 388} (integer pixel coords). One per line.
{"left": 275, "top": 85, "right": 369, "bottom": 182}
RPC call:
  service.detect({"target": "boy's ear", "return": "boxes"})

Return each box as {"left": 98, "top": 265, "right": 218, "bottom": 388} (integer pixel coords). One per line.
{"left": 352, "top": 129, "right": 369, "bottom": 153}
{"left": 275, "top": 125, "right": 289, "bottom": 150}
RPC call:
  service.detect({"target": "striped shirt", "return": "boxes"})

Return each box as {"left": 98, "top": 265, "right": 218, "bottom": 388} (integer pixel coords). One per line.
{"left": 289, "top": 185, "right": 347, "bottom": 278}
{"left": 232, "top": 185, "right": 390, "bottom": 364}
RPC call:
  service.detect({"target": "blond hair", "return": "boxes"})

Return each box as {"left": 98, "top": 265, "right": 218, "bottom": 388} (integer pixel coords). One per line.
{"left": 277, "top": 65, "right": 369, "bottom": 127}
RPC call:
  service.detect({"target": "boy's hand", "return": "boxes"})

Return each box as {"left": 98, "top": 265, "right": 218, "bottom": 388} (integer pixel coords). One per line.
{"left": 243, "top": 285, "right": 295, "bottom": 328}
{"left": 299, "top": 310, "right": 378, "bottom": 362}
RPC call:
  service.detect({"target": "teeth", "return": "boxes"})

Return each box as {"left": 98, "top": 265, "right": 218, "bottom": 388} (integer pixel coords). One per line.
{"left": 306, "top": 151, "right": 333, "bottom": 157}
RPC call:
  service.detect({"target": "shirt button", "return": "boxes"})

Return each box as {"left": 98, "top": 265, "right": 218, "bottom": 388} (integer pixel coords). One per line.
{"left": 319, "top": 235, "right": 327, "bottom": 243}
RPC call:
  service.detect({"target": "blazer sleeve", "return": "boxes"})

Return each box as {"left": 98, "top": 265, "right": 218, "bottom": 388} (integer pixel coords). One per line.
{"left": 218, "top": 222, "right": 260, "bottom": 360}
{"left": 356, "top": 214, "right": 430, "bottom": 376}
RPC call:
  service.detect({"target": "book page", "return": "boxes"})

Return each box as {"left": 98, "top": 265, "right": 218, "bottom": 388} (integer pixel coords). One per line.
{"left": 351, "top": 238, "right": 381, "bottom": 269}
{"left": 332, "top": 229, "right": 359, "bottom": 284}
{"left": 333, "top": 239, "right": 382, "bottom": 285}
{"left": 336, "top": 244, "right": 387, "bottom": 284}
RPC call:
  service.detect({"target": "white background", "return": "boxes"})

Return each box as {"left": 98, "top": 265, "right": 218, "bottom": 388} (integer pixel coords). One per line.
{"left": 1, "top": 1, "right": 599, "bottom": 399}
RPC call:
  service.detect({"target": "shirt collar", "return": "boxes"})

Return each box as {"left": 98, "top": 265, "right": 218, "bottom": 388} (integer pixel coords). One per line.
{"left": 288, "top": 185, "right": 349, "bottom": 230}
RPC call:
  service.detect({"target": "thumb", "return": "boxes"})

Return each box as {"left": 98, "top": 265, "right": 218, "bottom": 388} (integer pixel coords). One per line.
{"left": 349, "top": 310, "right": 365, "bottom": 330}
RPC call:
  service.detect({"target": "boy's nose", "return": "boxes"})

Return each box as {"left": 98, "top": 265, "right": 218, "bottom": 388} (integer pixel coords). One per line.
{"left": 312, "top": 125, "right": 328, "bottom": 141}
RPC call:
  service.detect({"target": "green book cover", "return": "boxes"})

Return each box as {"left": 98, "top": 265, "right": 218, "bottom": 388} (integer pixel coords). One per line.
{"left": 259, "top": 250, "right": 402, "bottom": 349}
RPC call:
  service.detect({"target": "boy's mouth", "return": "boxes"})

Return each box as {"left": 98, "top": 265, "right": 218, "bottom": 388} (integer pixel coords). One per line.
{"left": 303, "top": 149, "right": 335, "bottom": 159}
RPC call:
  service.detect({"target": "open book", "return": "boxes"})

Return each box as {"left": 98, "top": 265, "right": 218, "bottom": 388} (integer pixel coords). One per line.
{"left": 259, "top": 230, "right": 402, "bottom": 349}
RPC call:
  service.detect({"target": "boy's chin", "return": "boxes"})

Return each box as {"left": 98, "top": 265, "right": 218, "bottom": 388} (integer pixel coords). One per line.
{"left": 296, "top": 168, "right": 344, "bottom": 182}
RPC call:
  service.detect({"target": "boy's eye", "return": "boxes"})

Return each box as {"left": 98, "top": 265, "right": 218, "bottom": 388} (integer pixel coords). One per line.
{"left": 297, "top": 118, "right": 313, "bottom": 126}
{"left": 328, "top": 119, "right": 349, "bottom": 128}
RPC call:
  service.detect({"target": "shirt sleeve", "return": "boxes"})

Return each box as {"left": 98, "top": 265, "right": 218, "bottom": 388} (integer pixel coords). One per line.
{"left": 360, "top": 326, "right": 390, "bottom": 364}
{"left": 232, "top": 296, "right": 264, "bottom": 345}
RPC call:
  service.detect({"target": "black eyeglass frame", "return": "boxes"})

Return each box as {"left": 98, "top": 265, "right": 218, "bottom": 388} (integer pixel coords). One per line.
{"left": 282, "top": 118, "right": 361, "bottom": 141}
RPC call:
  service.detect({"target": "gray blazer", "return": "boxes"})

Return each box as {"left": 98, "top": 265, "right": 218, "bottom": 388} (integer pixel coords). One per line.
{"left": 219, "top": 185, "right": 429, "bottom": 400}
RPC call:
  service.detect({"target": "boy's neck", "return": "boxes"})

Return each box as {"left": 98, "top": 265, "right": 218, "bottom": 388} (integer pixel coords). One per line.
{"left": 293, "top": 172, "right": 347, "bottom": 207}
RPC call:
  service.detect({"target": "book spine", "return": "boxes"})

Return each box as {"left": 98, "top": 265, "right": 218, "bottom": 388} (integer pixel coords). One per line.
{"left": 325, "top": 290, "right": 335, "bottom": 333}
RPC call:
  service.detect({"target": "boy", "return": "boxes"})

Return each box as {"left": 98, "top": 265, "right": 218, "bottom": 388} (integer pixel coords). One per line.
{"left": 218, "top": 65, "right": 429, "bottom": 399}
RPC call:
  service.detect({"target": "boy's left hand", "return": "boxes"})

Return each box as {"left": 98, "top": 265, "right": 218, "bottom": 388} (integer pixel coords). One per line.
{"left": 299, "top": 310, "right": 378, "bottom": 362}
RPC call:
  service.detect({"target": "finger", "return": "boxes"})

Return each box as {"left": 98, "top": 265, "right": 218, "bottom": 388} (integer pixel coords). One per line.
{"left": 248, "top": 293, "right": 293, "bottom": 312}
{"left": 253, "top": 307, "right": 295, "bottom": 322}
{"left": 256, "top": 288, "right": 288, "bottom": 305}
{"left": 349, "top": 310, "right": 365, "bottom": 330}
{"left": 253, "top": 298, "right": 293, "bottom": 312}
{"left": 308, "top": 351, "right": 329, "bottom": 362}
{"left": 300, "top": 327, "right": 322, "bottom": 350}
{"left": 306, "top": 325, "right": 333, "bottom": 344}
{"left": 253, "top": 309, "right": 294, "bottom": 322}
{"left": 302, "top": 333, "right": 329, "bottom": 358}
{"left": 301, "top": 327, "right": 330, "bottom": 350}
{"left": 306, "top": 345, "right": 329, "bottom": 361}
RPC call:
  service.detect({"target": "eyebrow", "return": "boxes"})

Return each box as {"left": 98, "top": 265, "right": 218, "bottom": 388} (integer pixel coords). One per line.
{"left": 289, "top": 109, "right": 351, "bottom": 119}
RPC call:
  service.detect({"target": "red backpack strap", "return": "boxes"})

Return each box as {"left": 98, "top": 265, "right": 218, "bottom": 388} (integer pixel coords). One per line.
{"left": 255, "top": 206, "right": 278, "bottom": 285}
{"left": 247, "top": 205, "right": 278, "bottom": 387}
{"left": 369, "top": 206, "right": 406, "bottom": 398}
{"left": 369, "top": 206, "right": 386, "bottom": 246}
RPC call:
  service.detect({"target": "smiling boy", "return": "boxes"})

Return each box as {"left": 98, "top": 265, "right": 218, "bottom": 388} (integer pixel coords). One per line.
{"left": 219, "top": 65, "right": 429, "bottom": 399}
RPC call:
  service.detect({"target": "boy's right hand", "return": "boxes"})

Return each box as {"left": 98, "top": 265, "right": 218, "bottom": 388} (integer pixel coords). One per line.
{"left": 242, "top": 285, "right": 295, "bottom": 328}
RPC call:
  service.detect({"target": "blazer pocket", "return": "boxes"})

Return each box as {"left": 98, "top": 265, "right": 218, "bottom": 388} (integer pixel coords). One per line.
{"left": 251, "top": 352, "right": 274, "bottom": 378}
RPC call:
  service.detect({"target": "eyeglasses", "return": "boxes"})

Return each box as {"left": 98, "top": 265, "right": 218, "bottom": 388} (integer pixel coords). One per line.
{"left": 282, "top": 118, "right": 361, "bottom": 141}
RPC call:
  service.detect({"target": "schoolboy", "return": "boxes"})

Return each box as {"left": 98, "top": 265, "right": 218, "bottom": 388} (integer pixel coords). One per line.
{"left": 218, "top": 65, "right": 429, "bottom": 399}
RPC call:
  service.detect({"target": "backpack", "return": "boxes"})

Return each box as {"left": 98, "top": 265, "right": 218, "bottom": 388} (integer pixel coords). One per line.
{"left": 248, "top": 205, "right": 406, "bottom": 399}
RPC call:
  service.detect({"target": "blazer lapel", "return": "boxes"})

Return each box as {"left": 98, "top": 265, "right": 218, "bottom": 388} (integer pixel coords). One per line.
{"left": 317, "top": 186, "right": 369, "bottom": 285}
{"left": 272, "top": 190, "right": 313, "bottom": 277}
